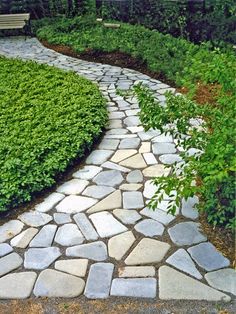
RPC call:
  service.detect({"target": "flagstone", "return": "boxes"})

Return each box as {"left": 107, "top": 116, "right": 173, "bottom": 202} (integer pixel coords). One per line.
{"left": 119, "top": 154, "right": 146, "bottom": 169}
{"left": 56, "top": 179, "right": 89, "bottom": 195}
{"left": 93, "top": 170, "right": 123, "bottom": 187}
{"left": 0, "top": 252, "right": 23, "bottom": 276}
{"left": 168, "top": 222, "right": 207, "bottom": 246}
{"left": 108, "top": 231, "right": 135, "bottom": 260}
{"left": 66, "top": 241, "right": 107, "bottom": 261}
{"left": 0, "top": 244, "right": 13, "bottom": 257}
{"left": 125, "top": 238, "right": 170, "bottom": 265}
{"left": 73, "top": 165, "right": 102, "bottom": 180}
{"left": 142, "top": 164, "right": 170, "bottom": 177}
{"left": 159, "top": 266, "right": 230, "bottom": 301}
{"left": 55, "top": 223, "right": 84, "bottom": 246}
{"left": 55, "top": 259, "right": 88, "bottom": 277}
{"left": 119, "top": 183, "right": 142, "bottom": 191}
{"left": 113, "top": 209, "right": 141, "bottom": 224}
{"left": 166, "top": 249, "right": 202, "bottom": 279}
{"left": 87, "top": 190, "right": 121, "bottom": 214}
{"left": 18, "top": 212, "right": 52, "bottom": 227}
{"left": 10, "top": 228, "right": 38, "bottom": 249}
{"left": 86, "top": 150, "right": 114, "bottom": 165}
{"left": 56, "top": 195, "right": 97, "bottom": 213}
{"left": 101, "top": 161, "right": 130, "bottom": 173}
{"left": 35, "top": 192, "right": 65, "bottom": 212}
{"left": 0, "top": 272, "right": 37, "bottom": 299}
{"left": 0, "top": 220, "right": 24, "bottom": 243}
{"left": 118, "top": 266, "right": 155, "bottom": 278}
{"left": 111, "top": 149, "right": 137, "bottom": 163}
{"left": 33, "top": 269, "right": 85, "bottom": 297}
{"left": 89, "top": 211, "right": 127, "bottom": 238}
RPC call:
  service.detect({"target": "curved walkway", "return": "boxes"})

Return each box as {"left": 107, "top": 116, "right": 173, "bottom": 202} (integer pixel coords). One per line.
{"left": 0, "top": 37, "right": 235, "bottom": 301}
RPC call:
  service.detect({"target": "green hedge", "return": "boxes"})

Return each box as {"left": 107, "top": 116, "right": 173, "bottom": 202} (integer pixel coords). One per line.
{"left": 0, "top": 57, "right": 107, "bottom": 212}
{"left": 35, "top": 16, "right": 236, "bottom": 228}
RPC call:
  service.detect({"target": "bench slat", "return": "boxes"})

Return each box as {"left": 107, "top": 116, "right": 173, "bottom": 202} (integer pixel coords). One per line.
{"left": 0, "top": 14, "right": 30, "bottom": 19}
{"left": 0, "top": 25, "right": 25, "bottom": 30}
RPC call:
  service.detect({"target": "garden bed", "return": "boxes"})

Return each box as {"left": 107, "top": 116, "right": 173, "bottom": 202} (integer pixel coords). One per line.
{"left": 0, "top": 56, "right": 107, "bottom": 213}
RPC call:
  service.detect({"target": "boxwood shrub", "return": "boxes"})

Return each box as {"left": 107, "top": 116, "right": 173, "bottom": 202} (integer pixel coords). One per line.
{"left": 0, "top": 57, "right": 107, "bottom": 212}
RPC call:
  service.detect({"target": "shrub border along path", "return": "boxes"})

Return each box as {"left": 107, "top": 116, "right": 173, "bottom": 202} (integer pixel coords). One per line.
{"left": 0, "top": 37, "right": 235, "bottom": 302}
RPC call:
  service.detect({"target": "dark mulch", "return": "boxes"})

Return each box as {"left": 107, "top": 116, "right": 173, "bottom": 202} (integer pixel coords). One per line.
{"left": 41, "top": 40, "right": 175, "bottom": 86}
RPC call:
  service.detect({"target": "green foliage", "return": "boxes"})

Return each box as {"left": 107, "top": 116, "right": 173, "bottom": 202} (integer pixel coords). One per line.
{"left": 134, "top": 83, "right": 236, "bottom": 229}
{"left": 0, "top": 57, "right": 107, "bottom": 212}
{"left": 98, "top": 0, "right": 236, "bottom": 45}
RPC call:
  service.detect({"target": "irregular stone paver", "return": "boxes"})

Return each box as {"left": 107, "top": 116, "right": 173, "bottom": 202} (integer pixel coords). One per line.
{"left": 108, "top": 231, "right": 135, "bottom": 260}
{"left": 123, "top": 191, "right": 144, "bottom": 209}
{"left": 187, "top": 242, "right": 230, "bottom": 271}
{"left": 205, "top": 269, "right": 236, "bottom": 296}
{"left": 143, "top": 152, "right": 157, "bottom": 165}
{"left": 0, "top": 243, "right": 13, "bottom": 257}
{"left": 87, "top": 190, "right": 121, "bottom": 214}
{"left": 118, "top": 266, "right": 155, "bottom": 278}
{"left": 55, "top": 224, "right": 84, "bottom": 246}
{"left": 101, "top": 161, "right": 130, "bottom": 173}
{"left": 120, "top": 153, "right": 146, "bottom": 169}
{"left": 152, "top": 133, "right": 173, "bottom": 143}
{"left": 111, "top": 278, "right": 157, "bottom": 298}
{"left": 33, "top": 269, "right": 85, "bottom": 297}
{"left": 55, "top": 259, "right": 88, "bottom": 277}
{"left": 152, "top": 142, "right": 176, "bottom": 154}
{"left": 10, "top": 228, "right": 38, "bottom": 248}
{"left": 84, "top": 263, "right": 114, "bottom": 299}
{"left": 126, "top": 170, "right": 143, "bottom": 183}
{"left": 0, "top": 252, "right": 23, "bottom": 276}
{"left": 168, "top": 222, "right": 207, "bottom": 246}
{"left": 113, "top": 209, "right": 141, "bottom": 224}
{"left": 66, "top": 242, "right": 107, "bottom": 261}
{"left": 141, "top": 207, "right": 176, "bottom": 225}
{"left": 57, "top": 179, "right": 89, "bottom": 195}
{"left": 142, "top": 164, "right": 170, "bottom": 177}
{"left": 181, "top": 196, "right": 199, "bottom": 219}
{"left": 166, "top": 249, "right": 202, "bottom": 279}
{"left": 1, "top": 37, "right": 234, "bottom": 302}
{"left": 56, "top": 195, "right": 97, "bottom": 213}
{"left": 159, "top": 266, "right": 230, "bottom": 301}
{"left": 159, "top": 154, "right": 182, "bottom": 165}
{"left": 73, "top": 165, "right": 102, "bottom": 180}
{"left": 119, "top": 183, "right": 142, "bottom": 191}
{"left": 119, "top": 138, "right": 140, "bottom": 149}
{"left": 111, "top": 149, "right": 137, "bottom": 163}
{"left": 125, "top": 238, "right": 170, "bottom": 265}
{"left": 82, "top": 185, "right": 115, "bottom": 199}
{"left": 35, "top": 192, "right": 65, "bottom": 212}
{"left": 53, "top": 213, "right": 72, "bottom": 224}
{"left": 85, "top": 150, "right": 114, "bottom": 165}
{"left": 99, "top": 139, "right": 119, "bottom": 150}
{"left": 93, "top": 170, "right": 123, "bottom": 187}
{"left": 74, "top": 213, "right": 98, "bottom": 241}
{"left": 18, "top": 211, "right": 52, "bottom": 227}
{"left": 0, "top": 220, "right": 24, "bottom": 243}
{"left": 29, "top": 225, "right": 57, "bottom": 247}
{"left": 134, "top": 219, "right": 164, "bottom": 237}
{"left": 24, "top": 247, "right": 61, "bottom": 269}
{"left": 0, "top": 272, "right": 37, "bottom": 299}
{"left": 139, "top": 142, "right": 150, "bottom": 153}
{"left": 89, "top": 212, "right": 127, "bottom": 238}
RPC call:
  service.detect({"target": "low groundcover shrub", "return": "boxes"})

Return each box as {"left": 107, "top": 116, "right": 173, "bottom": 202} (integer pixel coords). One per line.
{"left": 0, "top": 57, "right": 107, "bottom": 212}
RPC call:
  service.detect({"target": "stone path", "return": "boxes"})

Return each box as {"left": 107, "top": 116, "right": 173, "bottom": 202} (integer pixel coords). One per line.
{"left": 0, "top": 37, "right": 235, "bottom": 301}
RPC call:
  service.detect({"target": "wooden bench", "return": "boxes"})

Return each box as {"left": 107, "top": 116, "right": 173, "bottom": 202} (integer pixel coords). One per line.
{"left": 0, "top": 13, "right": 30, "bottom": 35}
